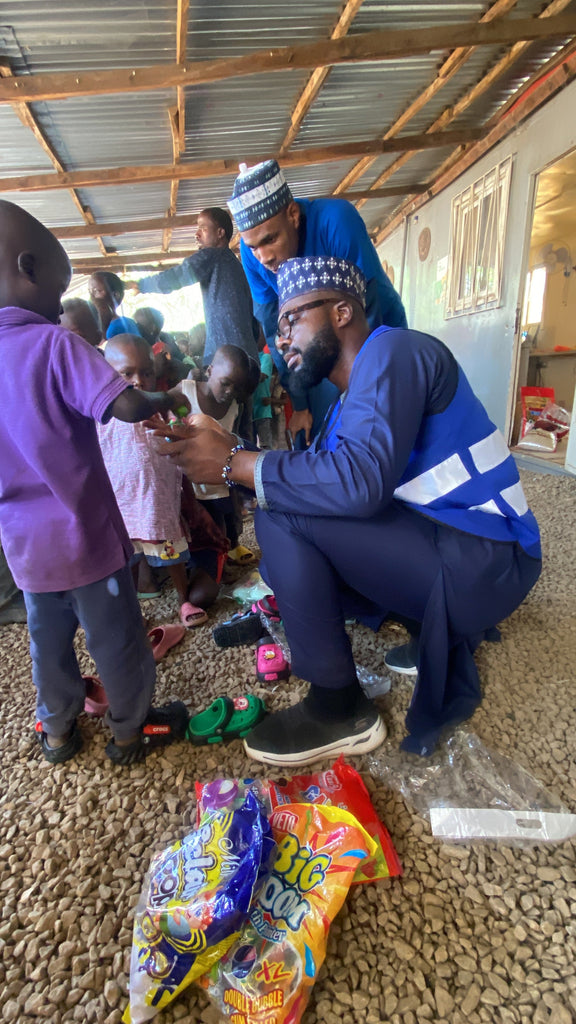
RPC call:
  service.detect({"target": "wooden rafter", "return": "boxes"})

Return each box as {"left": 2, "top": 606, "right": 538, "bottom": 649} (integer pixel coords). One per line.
{"left": 48, "top": 185, "right": 428, "bottom": 245}
{"left": 344, "top": 0, "right": 574, "bottom": 210}
{"left": 0, "top": 66, "right": 110, "bottom": 257}
{"left": 163, "top": 0, "right": 190, "bottom": 253}
{"left": 0, "top": 128, "right": 484, "bottom": 195}
{"left": 373, "top": 47, "right": 576, "bottom": 246}
{"left": 280, "top": 0, "right": 365, "bottom": 154}
{"left": 70, "top": 251, "right": 195, "bottom": 273}
{"left": 1, "top": 15, "right": 575, "bottom": 105}
{"left": 334, "top": 0, "right": 521, "bottom": 197}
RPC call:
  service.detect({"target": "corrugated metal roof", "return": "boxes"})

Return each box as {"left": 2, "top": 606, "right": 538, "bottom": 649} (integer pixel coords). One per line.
{"left": 186, "top": 1, "right": 342, "bottom": 58}
{"left": 0, "top": 106, "right": 55, "bottom": 174}
{"left": 32, "top": 91, "right": 175, "bottom": 171}
{"left": 1, "top": 0, "right": 177, "bottom": 73}
{"left": 182, "top": 71, "right": 311, "bottom": 160}
{"left": 354, "top": 0, "right": 486, "bottom": 33}
{"left": 0, "top": 188, "right": 87, "bottom": 227}
{"left": 290, "top": 57, "right": 444, "bottom": 150}
{"left": 0, "top": 0, "right": 574, "bottom": 270}
{"left": 451, "top": 36, "right": 574, "bottom": 129}
{"left": 77, "top": 182, "right": 171, "bottom": 222}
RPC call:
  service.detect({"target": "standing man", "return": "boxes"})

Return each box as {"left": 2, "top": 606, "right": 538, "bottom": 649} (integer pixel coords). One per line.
{"left": 160, "top": 257, "right": 541, "bottom": 767}
{"left": 127, "top": 207, "right": 260, "bottom": 369}
{"left": 228, "top": 160, "right": 407, "bottom": 444}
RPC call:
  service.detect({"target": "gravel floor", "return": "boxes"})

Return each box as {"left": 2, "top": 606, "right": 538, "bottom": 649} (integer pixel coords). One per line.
{"left": 1, "top": 470, "right": 575, "bottom": 1024}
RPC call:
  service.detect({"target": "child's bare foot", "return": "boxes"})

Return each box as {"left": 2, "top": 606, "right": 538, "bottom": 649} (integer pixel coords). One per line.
{"left": 187, "top": 568, "right": 219, "bottom": 610}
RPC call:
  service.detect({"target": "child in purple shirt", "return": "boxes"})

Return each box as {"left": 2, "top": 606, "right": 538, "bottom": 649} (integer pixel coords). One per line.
{"left": 0, "top": 200, "right": 190, "bottom": 765}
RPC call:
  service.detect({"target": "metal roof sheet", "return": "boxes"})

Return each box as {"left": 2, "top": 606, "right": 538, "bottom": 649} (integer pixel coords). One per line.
{"left": 31, "top": 91, "right": 175, "bottom": 171}
{"left": 77, "top": 182, "right": 171, "bottom": 222}
{"left": 1, "top": 0, "right": 177, "bottom": 73}
{"left": 1, "top": 0, "right": 574, "bottom": 269}
{"left": 182, "top": 71, "right": 311, "bottom": 161}
{"left": 0, "top": 188, "right": 87, "bottom": 227}
{"left": 186, "top": 1, "right": 342, "bottom": 58}
{"left": 0, "top": 106, "right": 55, "bottom": 175}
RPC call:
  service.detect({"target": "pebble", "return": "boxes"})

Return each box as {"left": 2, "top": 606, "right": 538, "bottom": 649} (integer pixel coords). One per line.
{"left": 0, "top": 483, "right": 575, "bottom": 1024}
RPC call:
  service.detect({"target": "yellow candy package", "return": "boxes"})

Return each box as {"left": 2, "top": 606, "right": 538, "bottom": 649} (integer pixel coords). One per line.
{"left": 123, "top": 791, "right": 273, "bottom": 1024}
{"left": 199, "top": 802, "right": 376, "bottom": 1024}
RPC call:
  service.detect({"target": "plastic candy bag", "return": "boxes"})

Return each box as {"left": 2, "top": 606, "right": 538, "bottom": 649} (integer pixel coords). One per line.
{"left": 520, "top": 385, "right": 555, "bottom": 438}
{"left": 270, "top": 757, "right": 401, "bottom": 883}
{"left": 199, "top": 803, "right": 376, "bottom": 1024}
{"left": 123, "top": 791, "right": 274, "bottom": 1023}
{"left": 195, "top": 756, "right": 401, "bottom": 885}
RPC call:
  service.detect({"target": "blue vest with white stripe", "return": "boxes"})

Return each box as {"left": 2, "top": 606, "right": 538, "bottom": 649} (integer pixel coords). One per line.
{"left": 393, "top": 368, "right": 541, "bottom": 558}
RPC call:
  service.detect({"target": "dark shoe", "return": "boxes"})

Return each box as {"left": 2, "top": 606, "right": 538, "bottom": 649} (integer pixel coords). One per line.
{"left": 212, "top": 610, "right": 270, "bottom": 649}
{"left": 243, "top": 694, "right": 386, "bottom": 767}
{"left": 105, "top": 701, "right": 189, "bottom": 765}
{"left": 36, "top": 721, "right": 83, "bottom": 764}
{"left": 384, "top": 641, "right": 418, "bottom": 676}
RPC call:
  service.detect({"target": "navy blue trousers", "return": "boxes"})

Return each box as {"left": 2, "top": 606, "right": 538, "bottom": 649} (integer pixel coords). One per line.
{"left": 24, "top": 564, "right": 156, "bottom": 740}
{"left": 256, "top": 503, "right": 541, "bottom": 754}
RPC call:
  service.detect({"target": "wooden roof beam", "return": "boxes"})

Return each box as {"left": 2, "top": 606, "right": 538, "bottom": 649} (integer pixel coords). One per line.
{"left": 0, "top": 128, "right": 484, "bottom": 195}
{"left": 352, "top": 0, "right": 575, "bottom": 210}
{"left": 163, "top": 0, "right": 190, "bottom": 252}
{"left": 0, "top": 65, "right": 111, "bottom": 258}
{"left": 1, "top": 14, "right": 575, "bottom": 105}
{"left": 280, "top": 0, "right": 365, "bottom": 154}
{"left": 373, "top": 46, "right": 576, "bottom": 246}
{"left": 70, "top": 251, "right": 196, "bottom": 273}
{"left": 333, "top": 0, "right": 521, "bottom": 197}
{"left": 51, "top": 184, "right": 428, "bottom": 243}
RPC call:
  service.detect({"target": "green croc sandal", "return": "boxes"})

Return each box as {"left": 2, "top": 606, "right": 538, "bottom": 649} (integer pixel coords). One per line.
{"left": 222, "top": 695, "right": 266, "bottom": 740}
{"left": 186, "top": 696, "right": 266, "bottom": 745}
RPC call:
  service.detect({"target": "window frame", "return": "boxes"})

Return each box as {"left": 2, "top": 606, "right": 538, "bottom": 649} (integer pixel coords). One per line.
{"left": 445, "top": 156, "right": 512, "bottom": 319}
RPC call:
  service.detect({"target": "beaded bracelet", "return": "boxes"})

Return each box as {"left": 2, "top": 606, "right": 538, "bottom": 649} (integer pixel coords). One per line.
{"left": 221, "top": 443, "right": 245, "bottom": 487}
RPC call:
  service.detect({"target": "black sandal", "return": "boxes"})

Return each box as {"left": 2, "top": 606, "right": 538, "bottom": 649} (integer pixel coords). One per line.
{"left": 36, "top": 721, "right": 83, "bottom": 764}
{"left": 105, "top": 701, "right": 189, "bottom": 765}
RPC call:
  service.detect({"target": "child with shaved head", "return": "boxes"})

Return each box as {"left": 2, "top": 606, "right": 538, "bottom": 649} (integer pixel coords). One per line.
{"left": 181, "top": 344, "right": 256, "bottom": 561}
{"left": 0, "top": 200, "right": 189, "bottom": 765}
{"left": 98, "top": 333, "right": 220, "bottom": 626}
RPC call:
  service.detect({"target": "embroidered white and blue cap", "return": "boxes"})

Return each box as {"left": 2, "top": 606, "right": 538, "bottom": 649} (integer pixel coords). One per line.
{"left": 277, "top": 256, "right": 367, "bottom": 309}
{"left": 228, "top": 160, "right": 293, "bottom": 231}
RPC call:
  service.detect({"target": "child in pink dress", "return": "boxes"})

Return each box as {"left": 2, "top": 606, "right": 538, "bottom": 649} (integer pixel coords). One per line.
{"left": 98, "top": 333, "right": 207, "bottom": 627}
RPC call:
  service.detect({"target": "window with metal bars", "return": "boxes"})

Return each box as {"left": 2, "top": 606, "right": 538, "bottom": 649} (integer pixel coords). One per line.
{"left": 445, "top": 156, "right": 512, "bottom": 318}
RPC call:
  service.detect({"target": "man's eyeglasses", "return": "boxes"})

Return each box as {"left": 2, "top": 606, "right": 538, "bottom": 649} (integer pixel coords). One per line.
{"left": 277, "top": 299, "right": 337, "bottom": 340}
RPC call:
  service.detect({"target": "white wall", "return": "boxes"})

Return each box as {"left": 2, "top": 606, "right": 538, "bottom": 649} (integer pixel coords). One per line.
{"left": 377, "top": 78, "right": 576, "bottom": 433}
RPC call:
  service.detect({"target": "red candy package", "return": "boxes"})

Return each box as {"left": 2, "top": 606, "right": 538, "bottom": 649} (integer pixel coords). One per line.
{"left": 520, "top": 386, "right": 555, "bottom": 438}
{"left": 270, "top": 756, "right": 401, "bottom": 883}
{"left": 195, "top": 756, "right": 401, "bottom": 885}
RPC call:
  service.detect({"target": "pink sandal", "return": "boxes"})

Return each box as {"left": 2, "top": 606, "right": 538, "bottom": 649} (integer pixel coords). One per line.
{"left": 147, "top": 623, "right": 186, "bottom": 662}
{"left": 83, "top": 675, "right": 108, "bottom": 717}
{"left": 180, "top": 602, "right": 209, "bottom": 629}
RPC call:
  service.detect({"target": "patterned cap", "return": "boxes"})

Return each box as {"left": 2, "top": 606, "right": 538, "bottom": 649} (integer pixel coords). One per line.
{"left": 277, "top": 256, "right": 367, "bottom": 309}
{"left": 227, "top": 160, "right": 293, "bottom": 231}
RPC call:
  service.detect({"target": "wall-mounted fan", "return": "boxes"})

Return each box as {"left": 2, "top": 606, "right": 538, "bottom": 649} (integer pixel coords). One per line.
{"left": 538, "top": 242, "right": 574, "bottom": 276}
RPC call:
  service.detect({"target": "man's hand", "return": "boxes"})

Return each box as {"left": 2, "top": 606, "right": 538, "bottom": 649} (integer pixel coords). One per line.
{"left": 124, "top": 280, "right": 141, "bottom": 294}
{"left": 148, "top": 415, "right": 237, "bottom": 484}
{"left": 289, "top": 408, "right": 313, "bottom": 446}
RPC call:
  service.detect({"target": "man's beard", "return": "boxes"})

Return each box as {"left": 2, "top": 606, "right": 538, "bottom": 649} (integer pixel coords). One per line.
{"left": 288, "top": 325, "right": 340, "bottom": 391}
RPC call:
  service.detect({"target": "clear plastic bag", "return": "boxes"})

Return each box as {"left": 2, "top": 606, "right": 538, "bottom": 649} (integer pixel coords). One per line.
{"left": 261, "top": 617, "right": 391, "bottom": 698}
{"left": 367, "top": 730, "right": 575, "bottom": 844}
{"left": 220, "top": 571, "right": 271, "bottom": 606}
